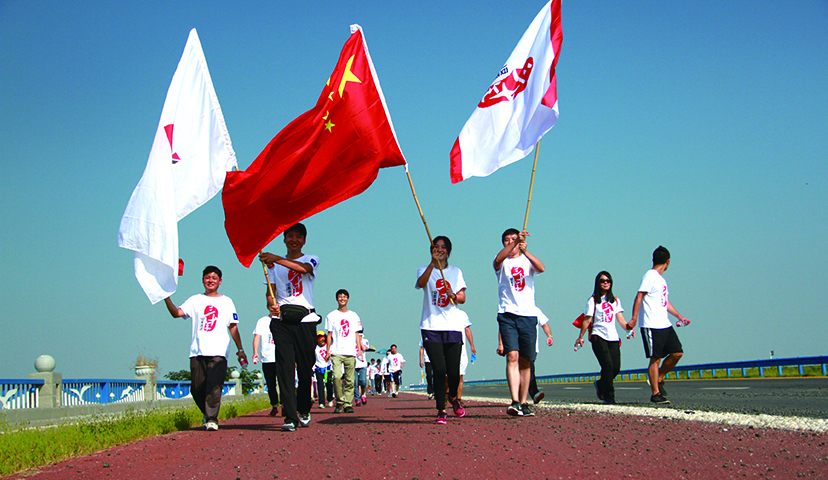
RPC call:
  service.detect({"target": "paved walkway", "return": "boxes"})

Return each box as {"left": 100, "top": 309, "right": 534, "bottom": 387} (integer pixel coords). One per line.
{"left": 7, "top": 393, "right": 827, "bottom": 479}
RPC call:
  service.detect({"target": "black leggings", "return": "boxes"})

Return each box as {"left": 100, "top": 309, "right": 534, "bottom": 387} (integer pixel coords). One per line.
{"left": 591, "top": 335, "right": 621, "bottom": 400}
{"left": 422, "top": 341, "right": 462, "bottom": 412}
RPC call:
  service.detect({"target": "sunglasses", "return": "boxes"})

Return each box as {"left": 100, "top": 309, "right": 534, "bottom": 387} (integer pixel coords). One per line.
{"left": 599, "top": 278, "right": 611, "bottom": 284}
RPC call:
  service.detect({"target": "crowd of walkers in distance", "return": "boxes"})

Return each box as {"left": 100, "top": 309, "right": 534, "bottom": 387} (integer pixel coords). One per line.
{"left": 162, "top": 222, "right": 689, "bottom": 430}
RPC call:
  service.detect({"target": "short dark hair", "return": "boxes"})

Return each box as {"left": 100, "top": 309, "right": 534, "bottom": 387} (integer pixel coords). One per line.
{"left": 652, "top": 246, "right": 670, "bottom": 265}
{"left": 202, "top": 266, "right": 222, "bottom": 279}
{"left": 335, "top": 289, "right": 349, "bottom": 298}
{"left": 284, "top": 223, "right": 307, "bottom": 239}
{"left": 431, "top": 236, "right": 452, "bottom": 257}
{"left": 390, "top": 344, "right": 397, "bottom": 349}
{"left": 501, "top": 228, "right": 520, "bottom": 243}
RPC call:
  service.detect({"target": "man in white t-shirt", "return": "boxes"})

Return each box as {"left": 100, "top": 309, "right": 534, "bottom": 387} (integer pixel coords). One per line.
{"left": 252, "top": 313, "right": 279, "bottom": 417}
{"left": 314, "top": 331, "right": 334, "bottom": 409}
{"left": 324, "top": 289, "right": 363, "bottom": 413}
{"left": 164, "top": 266, "right": 247, "bottom": 432}
{"left": 494, "top": 228, "right": 545, "bottom": 417}
{"left": 355, "top": 336, "right": 370, "bottom": 406}
{"left": 629, "top": 246, "right": 689, "bottom": 405}
{"left": 260, "top": 223, "right": 321, "bottom": 432}
{"left": 387, "top": 344, "right": 405, "bottom": 397}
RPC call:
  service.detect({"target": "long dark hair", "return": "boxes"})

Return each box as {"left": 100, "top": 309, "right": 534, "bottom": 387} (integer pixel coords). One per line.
{"left": 592, "top": 271, "right": 615, "bottom": 306}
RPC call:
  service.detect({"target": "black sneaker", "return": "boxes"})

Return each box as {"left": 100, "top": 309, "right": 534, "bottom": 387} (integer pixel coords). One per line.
{"left": 594, "top": 380, "right": 603, "bottom": 400}
{"left": 603, "top": 397, "right": 617, "bottom": 405}
{"left": 520, "top": 403, "right": 535, "bottom": 416}
{"left": 343, "top": 406, "right": 354, "bottom": 413}
{"left": 658, "top": 380, "right": 667, "bottom": 396}
{"left": 333, "top": 405, "right": 343, "bottom": 414}
{"left": 650, "top": 393, "right": 670, "bottom": 404}
{"left": 507, "top": 401, "right": 523, "bottom": 416}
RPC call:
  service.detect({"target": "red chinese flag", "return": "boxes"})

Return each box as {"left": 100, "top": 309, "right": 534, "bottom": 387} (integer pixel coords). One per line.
{"left": 222, "top": 25, "right": 406, "bottom": 267}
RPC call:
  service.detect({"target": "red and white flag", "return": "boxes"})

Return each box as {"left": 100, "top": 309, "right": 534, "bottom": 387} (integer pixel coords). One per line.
{"left": 118, "top": 29, "right": 237, "bottom": 304}
{"left": 450, "top": 0, "right": 563, "bottom": 183}
{"left": 222, "top": 25, "right": 406, "bottom": 267}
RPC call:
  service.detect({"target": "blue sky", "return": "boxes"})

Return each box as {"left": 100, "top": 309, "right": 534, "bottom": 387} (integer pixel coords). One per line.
{"left": 1, "top": 1, "right": 826, "bottom": 382}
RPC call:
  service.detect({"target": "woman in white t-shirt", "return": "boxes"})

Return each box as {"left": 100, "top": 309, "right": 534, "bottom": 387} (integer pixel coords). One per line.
{"left": 416, "top": 236, "right": 468, "bottom": 424}
{"left": 574, "top": 271, "right": 634, "bottom": 405}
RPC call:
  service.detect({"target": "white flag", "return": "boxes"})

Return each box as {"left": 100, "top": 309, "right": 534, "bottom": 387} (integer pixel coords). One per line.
{"left": 118, "top": 28, "right": 237, "bottom": 304}
{"left": 450, "top": 0, "right": 562, "bottom": 183}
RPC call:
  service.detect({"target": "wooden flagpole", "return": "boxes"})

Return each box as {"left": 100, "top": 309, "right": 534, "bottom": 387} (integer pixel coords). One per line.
{"left": 260, "top": 254, "right": 279, "bottom": 318}
{"left": 404, "top": 164, "right": 454, "bottom": 304}
{"left": 522, "top": 141, "right": 541, "bottom": 232}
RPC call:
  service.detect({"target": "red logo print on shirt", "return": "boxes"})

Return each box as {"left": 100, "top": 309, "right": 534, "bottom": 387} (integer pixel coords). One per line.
{"left": 340, "top": 319, "right": 350, "bottom": 337}
{"left": 511, "top": 267, "right": 526, "bottom": 291}
{"left": 601, "top": 302, "right": 615, "bottom": 323}
{"left": 203, "top": 305, "right": 218, "bottom": 332}
{"left": 288, "top": 270, "right": 303, "bottom": 297}
{"left": 435, "top": 279, "right": 452, "bottom": 307}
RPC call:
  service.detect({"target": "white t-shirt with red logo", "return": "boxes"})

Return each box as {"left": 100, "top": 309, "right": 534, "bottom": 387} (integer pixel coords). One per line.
{"left": 324, "top": 309, "right": 363, "bottom": 356}
{"left": 638, "top": 269, "right": 671, "bottom": 329}
{"left": 355, "top": 337, "right": 369, "bottom": 368}
{"left": 416, "top": 264, "right": 468, "bottom": 332}
{"left": 179, "top": 294, "right": 239, "bottom": 358}
{"left": 387, "top": 353, "right": 405, "bottom": 373}
{"left": 263, "top": 254, "right": 319, "bottom": 310}
{"left": 495, "top": 255, "right": 539, "bottom": 316}
{"left": 314, "top": 344, "right": 330, "bottom": 369}
{"left": 252, "top": 315, "right": 276, "bottom": 363}
{"left": 585, "top": 296, "right": 624, "bottom": 342}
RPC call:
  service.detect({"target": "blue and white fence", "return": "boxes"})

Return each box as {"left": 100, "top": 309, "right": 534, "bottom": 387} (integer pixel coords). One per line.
{"left": 410, "top": 355, "right": 828, "bottom": 389}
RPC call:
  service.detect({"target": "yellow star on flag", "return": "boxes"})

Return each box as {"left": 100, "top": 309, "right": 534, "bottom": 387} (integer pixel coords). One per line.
{"left": 324, "top": 119, "right": 335, "bottom": 132}
{"left": 338, "top": 55, "right": 362, "bottom": 97}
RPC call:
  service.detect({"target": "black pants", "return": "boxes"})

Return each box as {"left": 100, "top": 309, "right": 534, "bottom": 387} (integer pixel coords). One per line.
{"left": 261, "top": 362, "right": 279, "bottom": 406}
{"left": 190, "top": 355, "right": 227, "bottom": 423}
{"left": 424, "top": 362, "right": 434, "bottom": 395}
{"left": 374, "top": 374, "right": 383, "bottom": 393}
{"left": 422, "top": 341, "right": 462, "bottom": 412}
{"left": 315, "top": 369, "right": 334, "bottom": 405}
{"left": 528, "top": 360, "right": 540, "bottom": 399}
{"left": 591, "top": 335, "right": 621, "bottom": 401}
{"left": 270, "top": 320, "right": 316, "bottom": 425}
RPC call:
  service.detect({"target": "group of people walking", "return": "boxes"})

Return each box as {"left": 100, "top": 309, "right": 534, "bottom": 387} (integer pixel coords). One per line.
{"left": 162, "top": 221, "right": 690, "bottom": 431}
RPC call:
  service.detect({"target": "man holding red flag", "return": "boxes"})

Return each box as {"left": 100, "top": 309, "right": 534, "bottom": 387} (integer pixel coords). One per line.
{"left": 222, "top": 24, "right": 406, "bottom": 267}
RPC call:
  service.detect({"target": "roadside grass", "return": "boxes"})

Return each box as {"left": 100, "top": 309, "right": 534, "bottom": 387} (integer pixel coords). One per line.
{"left": 0, "top": 396, "right": 270, "bottom": 477}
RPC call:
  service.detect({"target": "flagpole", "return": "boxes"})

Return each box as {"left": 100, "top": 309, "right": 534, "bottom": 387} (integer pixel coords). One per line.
{"left": 404, "top": 164, "right": 454, "bottom": 304}
{"left": 522, "top": 141, "right": 541, "bottom": 232}
{"left": 260, "top": 253, "right": 279, "bottom": 318}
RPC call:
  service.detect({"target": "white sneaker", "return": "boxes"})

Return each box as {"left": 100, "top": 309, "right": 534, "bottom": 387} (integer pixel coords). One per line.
{"left": 205, "top": 421, "right": 219, "bottom": 431}
{"left": 299, "top": 413, "right": 311, "bottom": 427}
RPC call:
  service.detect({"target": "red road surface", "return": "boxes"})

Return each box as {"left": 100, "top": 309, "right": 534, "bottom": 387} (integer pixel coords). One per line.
{"left": 7, "top": 393, "right": 826, "bottom": 479}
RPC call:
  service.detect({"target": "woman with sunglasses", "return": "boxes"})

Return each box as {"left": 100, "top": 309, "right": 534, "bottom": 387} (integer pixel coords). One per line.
{"left": 574, "top": 271, "right": 634, "bottom": 404}
{"left": 416, "top": 236, "right": 468, "bottom": 424}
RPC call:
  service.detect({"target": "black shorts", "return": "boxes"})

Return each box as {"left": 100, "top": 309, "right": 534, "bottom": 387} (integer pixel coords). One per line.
{"left": 641, "top": 327, "right": 683, "bottom": 359}
{"left": 497, "top": 312, "right": 538, "bottom": 362}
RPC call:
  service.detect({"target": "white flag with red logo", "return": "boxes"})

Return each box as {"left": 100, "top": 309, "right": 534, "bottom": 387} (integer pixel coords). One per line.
{"left": 450, "top": 0, "right": 562, "bottom": 183}
{"left": 118, "top": 28, "right": 237, "bottom": 304}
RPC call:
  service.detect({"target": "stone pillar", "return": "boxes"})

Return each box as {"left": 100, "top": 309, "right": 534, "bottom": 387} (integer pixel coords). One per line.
{"left": 30, "top": 355, "right": 61, "bottom": 408}
{"left": 135, "top": 366, "right": 158, "bottom": 402}
{"left": 231, "top": 370, "right": 242, "bottom": 396}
